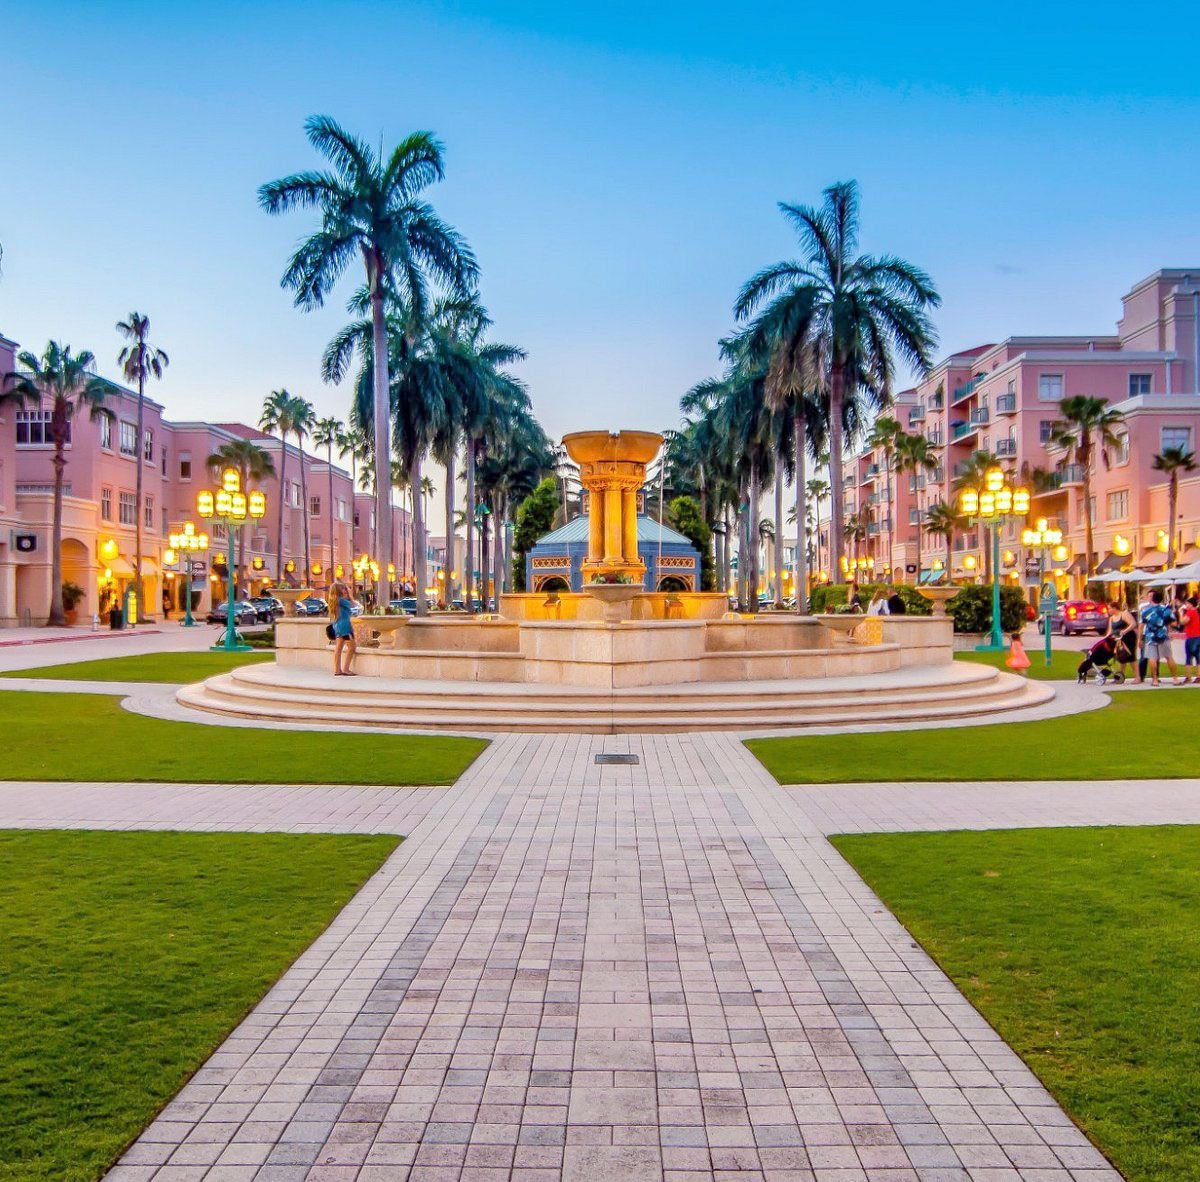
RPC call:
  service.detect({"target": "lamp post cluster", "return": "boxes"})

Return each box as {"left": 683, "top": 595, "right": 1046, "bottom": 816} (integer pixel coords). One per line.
{"left": 1023, "top": 516, "right": 1064, "bottom": 666}
{"left": 197, "top": 467, "right": 266, "bottom": 652}
{"left": 165, "top": 521, "right": 209, "bottom": 628}
{"left": 958, "top": 466, "right": 1031, "bottom": 651}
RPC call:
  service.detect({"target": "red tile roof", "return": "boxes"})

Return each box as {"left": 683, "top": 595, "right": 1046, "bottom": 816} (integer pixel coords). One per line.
{"left": 214, "top": 422, "right": 275, "bottom": 442}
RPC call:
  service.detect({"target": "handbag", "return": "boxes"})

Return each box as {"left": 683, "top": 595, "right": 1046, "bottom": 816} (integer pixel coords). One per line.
{"left": 325, "top": 623, "right": 336, "bottom": 640}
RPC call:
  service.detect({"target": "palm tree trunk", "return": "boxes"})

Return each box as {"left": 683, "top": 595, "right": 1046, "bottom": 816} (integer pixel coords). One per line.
{"left": 794, "top": 413, "right": 809, "bottom": 613}
{"left": 48, "top": 433, "right": 67, "bottom": 627}
{"left": 444, "top": 447, "right": 456, "bottom": 607}
{"left": 412, "top": 453, "right": 428, "bottom": 616}
{"left": 885, "top": 455, "right": 894, "bottom": 580}
{"left": 134, "top": 371, "right": 145, "bottom": 623}
{"left": 914, "top": 515, "right": 923, "bottom": 585}
{"left": 1168, "top": 476, "right": 1179, "bottom": 569}
{"left": 773, "top": 464, "right": 784, "bottom": 608}
{"left": 297, "top": 434, "right": 311, "bottom": 584}
{"left": 747, "top": 466, "right": 761, "bottom": 614}
{"left": 479, "top": 502, "right": 490, "bottom": 610}
{"left": 714, "top": 522, "right": 724, "bottom": 593}
{"left": 276, "top": 443, "right": 287, "bottom": 582}
{"left": 326, "top": 443, "right": 336, "bottom": 576}
{"left": 724, "top": 506, "right": 733, "bottom": 597}
{"left": 828, "top": 363, "right": 847, "bottom": 576}
{"left": 464, "top": 442, "right": 477, "bottom": 612}
{"left": 368, "top": 272, "right": 392, "bottom": 578}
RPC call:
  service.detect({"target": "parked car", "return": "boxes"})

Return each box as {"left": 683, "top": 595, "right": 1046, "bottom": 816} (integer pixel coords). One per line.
{"left": 293, "top": 596, "right": 328, "bottom": 616}
{"left": 249, "top": 595, "right": 285, "bottom": 622}
{"left": 388, "top": 597, "right": 418, "bottom": 615}
{"left": 1038, "top": 599, "right": 1110, "bottom": 636}
{"left": 206, "top": 601, "right": 259, "bottom": 626}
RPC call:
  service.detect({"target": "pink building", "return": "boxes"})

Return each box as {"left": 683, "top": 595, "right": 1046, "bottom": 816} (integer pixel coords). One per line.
{"left": 0, "top": 332, "right": 415, "bottom": 624}
{"left": 842, "top": 268, "right": 1200, "bottom": 598}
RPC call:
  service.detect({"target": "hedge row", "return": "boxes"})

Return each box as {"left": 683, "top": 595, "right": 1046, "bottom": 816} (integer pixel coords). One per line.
{"left": 808, "top": 582, "right": 1026, "bottom": 634}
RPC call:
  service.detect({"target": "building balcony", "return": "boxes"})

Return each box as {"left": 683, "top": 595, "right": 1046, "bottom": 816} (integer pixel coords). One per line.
{"left": 929, "top": 392, "right": 945, "bottom": 410}
{"left": 969, "top": 408, "right": 990, "bottom": 426}
{"left": 953, "top": 460, "right": 973, "bottom": 477}
{"left": 865, "top": 463, "right": 880, "bottom": 477}
{"left": 1060, "top": 464, "right": 1085, "bottom": 485}
{"left": 996, "top": 393, "right": 1018, "bottom": 414}
{"left": 951, "top": 376, "right": 983, "bottom": 404}
{"left": 950, "top": 420, "right": 979, "bottom": 442}
{"left": 925, "top": 430, "right": 943, "bottom": 446}
{"left": 908, "top": 405, "right": 926, "bottom": 424}
{"left": 995, "top": 438, "right": 1017, "bottom": 458}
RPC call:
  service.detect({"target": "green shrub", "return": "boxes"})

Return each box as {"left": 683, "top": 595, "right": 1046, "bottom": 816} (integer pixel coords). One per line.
{"left": 949, "top": 584, "right": 1026, "bottom": 634}
{"left": 809, "top": 582, "right": 932, "bottom": 617}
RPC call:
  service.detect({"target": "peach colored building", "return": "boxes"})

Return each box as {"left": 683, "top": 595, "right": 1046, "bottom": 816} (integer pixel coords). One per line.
{"left": 0, "top": 332, "right": 413, "bottom": 624}
{"left": 842, "top": 268, "right": 1200, "bottom": 599}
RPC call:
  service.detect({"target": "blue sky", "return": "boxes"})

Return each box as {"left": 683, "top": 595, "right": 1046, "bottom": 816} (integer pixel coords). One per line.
{"left": 2, "top": 0, "right": 1198, "bottom": 448}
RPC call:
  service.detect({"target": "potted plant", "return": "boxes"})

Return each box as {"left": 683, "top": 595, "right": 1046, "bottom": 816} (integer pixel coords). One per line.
{"left": 61, "top": 581, "right": 85, "bottom": 625}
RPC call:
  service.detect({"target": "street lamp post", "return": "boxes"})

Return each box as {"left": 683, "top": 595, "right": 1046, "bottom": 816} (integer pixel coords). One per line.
{"left": 1022, "top": 517, "right": 1064, "bottom": 667}
{"left": 958, "top": 466, "right": 1031, "bottom": 652}
{"left": 196, "top": 467, "right": 266, "bottom": 652}
{"left": 166, "top": 521, "right": 210, "bottom": 628}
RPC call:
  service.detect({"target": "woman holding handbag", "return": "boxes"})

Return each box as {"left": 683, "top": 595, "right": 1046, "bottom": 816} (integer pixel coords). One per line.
{"left": 328, "top": 581, "right": 357, "bottom": 676}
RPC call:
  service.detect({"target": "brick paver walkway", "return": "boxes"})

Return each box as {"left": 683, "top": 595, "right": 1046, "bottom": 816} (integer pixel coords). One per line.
{"left": 73, "top": 734, "right": 1125, "bottom": 1181}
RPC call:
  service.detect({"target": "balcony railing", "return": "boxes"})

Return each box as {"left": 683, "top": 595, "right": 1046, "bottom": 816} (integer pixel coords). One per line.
{"left": 1060, "top": 464, "right": 1085, "bottom": 485}
{"left": 969, "top": 408, "right": 990, "bottom": 426}
{"left": 996, "top": 393, "right": 1017, "bottom": 414}
{"left": 926, "top": 430, "right": 943, "bottom": 446}
{"left": 865, "top": 463, "right": 880, "bottom": 477}
{"left": 950, "top": 421, "right": 977, "bottom": 441}
{"left": 930, "top": 392, "right": 945, "bottom": 409}
{"left": 908, "top": 405, "right": 926, "bottom": 423}
{"left": 953, "top": 460, "right": 972, "bottom": 477}
{"left": 952, "top": 376, "right": 983, "bottom": 404}
{"left": 995, "top": 438, "right": 1017, "bottom": 458}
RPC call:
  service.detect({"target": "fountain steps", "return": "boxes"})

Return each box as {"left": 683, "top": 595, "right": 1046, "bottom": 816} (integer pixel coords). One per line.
{"left": 177, "top": 661, "right": 1053, "bottom": 734}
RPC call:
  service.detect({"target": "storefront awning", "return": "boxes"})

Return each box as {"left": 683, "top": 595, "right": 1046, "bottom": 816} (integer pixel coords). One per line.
{"left": 105, "top": 557, "right": 135, "bottom": 577}
{"left": 1138, "top": 550, "right": 1169, "bottom": 569}
{"left": 1095, "top": 552, "right": 1129, "bottom": 574}
{"left": 1065, "top": 557, "right": 1087, "bottom": 575}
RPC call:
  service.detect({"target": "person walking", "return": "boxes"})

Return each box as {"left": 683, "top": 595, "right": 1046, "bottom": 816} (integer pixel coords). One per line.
{"left": 1107, "top": 599, "right": 1139, "bottom": 681}
{"left": 1179, "top": 593, "right": 1200, "bottom": 684}
{"left": 329, "top": 580, "right": 357, "bottom": 676}
{"left": 1006, "top": 630, "right": 1031, "bottom": 675}
{"left": 1139, "top": 588, "right": 1181, "bottom": 686}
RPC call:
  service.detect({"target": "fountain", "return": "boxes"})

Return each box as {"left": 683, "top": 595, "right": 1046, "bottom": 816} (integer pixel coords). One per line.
{"left": 178, "top": 429, "right": 1052, "bottom": 732}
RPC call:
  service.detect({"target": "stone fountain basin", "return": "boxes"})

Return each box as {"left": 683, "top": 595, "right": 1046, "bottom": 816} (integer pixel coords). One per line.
{"left": 562, "top": 430, "right": 663, "bottom": 465}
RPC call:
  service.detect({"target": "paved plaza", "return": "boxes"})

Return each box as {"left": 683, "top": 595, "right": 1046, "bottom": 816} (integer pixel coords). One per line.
{"left": 2, "top": 732, "right": 1167, "bottom": 1181}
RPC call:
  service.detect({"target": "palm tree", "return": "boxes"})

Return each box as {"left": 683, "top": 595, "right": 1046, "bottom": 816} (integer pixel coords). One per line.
{"left": 1050, "top": 396, "right": 1125, "bottom": 577}
{"left": 290, "top": 396, "right": 317, "bottom": 583}
{"left": 313, "top": 416, "right": 344, "bottom": 574}
{"left": 805, "top": 477, "right": 830, "bottom": 580}
{"left": 867, "top": 415, "right": 904, "bottom": 579}
{"left": 259, "top": 390, "right": 297, "bottom": 581}
{"left": 924, "top": 501, "right": 958, "bottom": 581}
{"left": 3, "top": 343, "right": 110, "bottom": 625}
{"left": 260, "top": 116, "right": 478, "bottom": 586}
{"left": 843, "top": 511, "right": 869, "bottom": 576}
{"left": 735, "top": 180, "right": 940, "bottom": 577}
{"left": 206, "top": 440, "right": 276, "bottom": 600}
{"left": 895, "top": 431, "right": 939, "bottom": 583}
{"left": 1153, "top": 447, "right": 1198, "bottom": 568}
{"left": 116, "top": 313, "right": 169, "bottom": 623}
{"left": 337, "top": 424, "right": 369, "bottom": 556}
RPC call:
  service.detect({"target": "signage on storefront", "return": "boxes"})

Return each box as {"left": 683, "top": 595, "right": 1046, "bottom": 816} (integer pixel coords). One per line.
{"left": 13, "top": 533, "right": 37, "bottom": 553}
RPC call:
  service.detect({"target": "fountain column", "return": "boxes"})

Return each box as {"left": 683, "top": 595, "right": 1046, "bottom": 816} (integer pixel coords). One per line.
{"left": 622, "top": 487, "right": 639, "bottom": 564}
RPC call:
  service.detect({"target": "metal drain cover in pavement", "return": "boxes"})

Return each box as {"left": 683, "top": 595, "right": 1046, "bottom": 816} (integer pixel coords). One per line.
{"left": 595, "top": 753, "right": 639, "bottom": 765}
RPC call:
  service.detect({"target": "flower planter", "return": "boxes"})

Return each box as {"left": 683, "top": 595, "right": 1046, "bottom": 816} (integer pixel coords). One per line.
{"left": 584, "top": 582, "right": 641, "bottom": 623}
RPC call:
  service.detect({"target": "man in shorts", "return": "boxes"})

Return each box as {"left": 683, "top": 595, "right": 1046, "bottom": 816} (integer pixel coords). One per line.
{"left": 1179, "top": 594, "right": 1200, "bottom": 684}
{"left": 1140, "top": 588, "right": 1181, "bottom": 686}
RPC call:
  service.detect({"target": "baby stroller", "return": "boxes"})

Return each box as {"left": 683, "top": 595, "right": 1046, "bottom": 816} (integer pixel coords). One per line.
{"left": 1077, "top": 633, "right": 1126, "bottom": 685}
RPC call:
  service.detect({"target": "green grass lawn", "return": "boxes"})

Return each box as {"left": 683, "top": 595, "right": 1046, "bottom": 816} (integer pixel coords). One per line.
{"left": 0, "top": 829, "right": 399, "bottom": 1182}
{"left": 0, "top": 691, "right": 485, "bottom": 784}
{"left": 956, "top": 647, "right": 1083, "bottom": 680}
{"left": 0, "top": 650, "right": 272, "bottom": 684}
{"left": 747, "top": 689, "right": 1191, "bottom": 783}
{"left": 832, "top": 826, "right": 1200, "bottom": 1182}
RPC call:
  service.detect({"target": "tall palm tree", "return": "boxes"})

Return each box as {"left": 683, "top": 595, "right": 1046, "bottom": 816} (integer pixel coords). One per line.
{"left": 4, "top": 343, "right": 110, "bottom": 626}
{"left": 206, "top": 440, "right": 276, "bottom": 600}
{"left": 1152, "top": 447, "right": 1198, "bottom": 568}
{"left": 895, "top": 431, "right": 939, "bottom": 583}
{"left": 735, "top": 180, "right": 940, "bottom": 577}
{"left": 259, "top": 390, "right": 297, "bottom": 581}
{"left": 924, "top": 500, "right": 958, "bottom": 580}
{"left": 313, "top": 416, "right": 344, "bottom": 573}
{"left": 806, "top": 477, "right": 830, "bottom": 580}
{"left": 290, "top": 396, "right": 317, "bottom": 583}
{"left": 867, "top": 415, "right": 904, "bottom": 579}
{"left": 260, "top": 116, "right": 478, "bottom": 585}
{"left": 337, "top": 424, "right": 369, "bottom": 557}
{"left": 843, "top": 511, "right": 870, "bottom": 576}
{"left": 116, "top": 313, "right": 169, "bottom": 623}
{"left": 1050, "top": 396, "right": 1125, "bottom": 578}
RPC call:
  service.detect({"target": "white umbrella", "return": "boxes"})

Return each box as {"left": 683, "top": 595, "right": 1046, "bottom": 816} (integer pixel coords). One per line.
{"left": 1091, "top": 570, "right": 1144, "bottom": 583}
{"left": 1158, "top": 560, "right": 1200, "bottom": 582}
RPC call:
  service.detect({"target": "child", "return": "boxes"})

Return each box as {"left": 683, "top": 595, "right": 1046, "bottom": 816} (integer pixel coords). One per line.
{"left": 1006, "top": 631, "right": 1031, "bottom": 676}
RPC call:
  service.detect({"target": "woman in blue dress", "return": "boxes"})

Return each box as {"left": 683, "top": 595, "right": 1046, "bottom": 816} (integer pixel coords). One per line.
{"left": 329, "top": 581, "right": 357, "bottom": 676}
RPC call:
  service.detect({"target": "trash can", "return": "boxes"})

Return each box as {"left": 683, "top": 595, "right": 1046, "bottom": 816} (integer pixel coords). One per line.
{"left": 109, "top": 607, "right": 125, "bottom": 630}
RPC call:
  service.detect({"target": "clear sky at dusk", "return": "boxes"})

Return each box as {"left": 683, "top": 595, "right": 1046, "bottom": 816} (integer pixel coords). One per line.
{"left": 2, "top": 0, "right": 1198, "bottom": 449}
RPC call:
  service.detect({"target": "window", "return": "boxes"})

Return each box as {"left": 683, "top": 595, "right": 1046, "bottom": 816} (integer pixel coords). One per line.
{"left": 179, "top": 452, "right": 192, "bottom": 481}
{"left": 1162, "top": 426, "right": 1193, "bottom": 453}
{"left": 15, "top": 410, "right": 60, "bottom": 446}
{"left": 309, "top": 495, "right": 321, "bottom": 516}
{"left": 119, "top": 421, "right": 138, "bottom": 456}
{"left": 161, "top": 445, "right": 167, "bottom": 477}
{"left": 1129, "top": 373, "right": 1152, "bottom": 397}
{"left": 101, "top": 487, "right": 113, "bottom": 521}
{"left": 290, "top": 481, "right": 301, "bottom": 507}
{"left": 1039, "top": 419, "right": 1055, "bottom": 444}
{"left": 144, "top": 496, "right": 154, "bottom": 528}
{"left": 143, "top": 429, "right": 153, "bottom": 462}
{"left": 1106, "top": 489, "right": 1129, "bottom": 521}
{"left": 118, "top": 491, "right": 137, "bottom": 525}
{"left": 353, "top": 510, "right": 360, "bottom": 528}
{"left": 1007, "top": 379, "right": 1016, "bottom": 395}
{"left": 1038, "top": 374, "right": 1064, "bottom": 402}
{"left": 337, "top": 498, "right": 348, "bottom": 522}
{"left": 1113, "top": 432, "right": 1130, "bottom": 465}
{"left": 99, "top": 415, "right": 112, "bottom": 450}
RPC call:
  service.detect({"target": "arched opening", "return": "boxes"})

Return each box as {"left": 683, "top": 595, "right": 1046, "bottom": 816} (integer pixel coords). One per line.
{"left": 60, "top": 538, "right": 91, "bottom": 620}
{"left": 657, "top": 575, "right": 691, "bottom": 593}
{"left": 536, "top": 574, "right": 570, "bottom": 593}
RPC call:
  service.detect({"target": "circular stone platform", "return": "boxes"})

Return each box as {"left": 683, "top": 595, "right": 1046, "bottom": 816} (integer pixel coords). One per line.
{"left": 177, "top": 658, "right": 1052, "bottom": 734}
